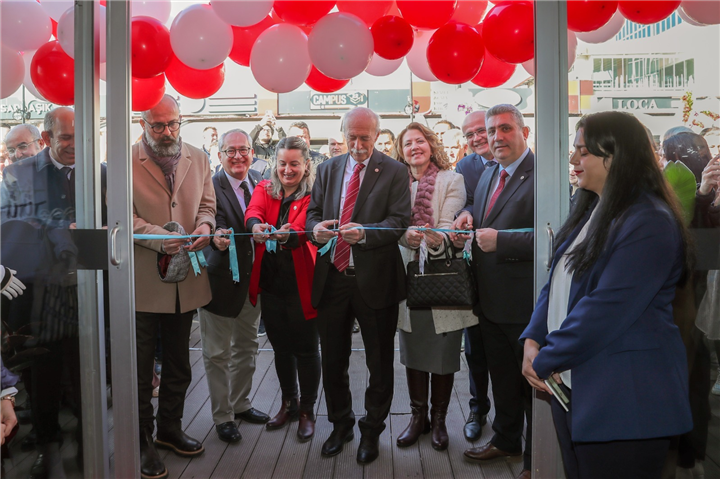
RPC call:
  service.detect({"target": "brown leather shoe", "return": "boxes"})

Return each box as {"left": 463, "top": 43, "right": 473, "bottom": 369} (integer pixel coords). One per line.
{"left": 517, "top": 469, "right": 531, "bottom": 479}
{"left": 463, "top": 442, "right": 522, "bottom": 463}
{"left": 297, "top": 410, "right": 315, "bottom": 442}
{"left": 266, "top": 398, "right": 299, "bottom": 430}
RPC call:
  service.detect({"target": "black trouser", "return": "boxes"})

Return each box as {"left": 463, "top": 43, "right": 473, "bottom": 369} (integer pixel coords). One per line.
{"left": 136, "top": 300, "right": 194, "bottom": 434}
{"left": 551, "top": 388, "right": 671, "bottom": 479}
{"left": 464, "top": 324, "right": 491, "bottom": 416}
{"left": 261, "top": 291, "right": 321, "bottom": 411}
{"left": 478, "top": 314, "right": 532, "bottom": 470}
{"left": 316, "top": 269, "right": 398, "bottom": 438}
{"left": 31, "top": 337, "right": 81, "bottom": 445}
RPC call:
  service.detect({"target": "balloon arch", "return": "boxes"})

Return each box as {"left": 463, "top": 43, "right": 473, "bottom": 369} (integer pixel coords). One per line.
{"left": 1, "top": 0, "right": 719, "bottom": 109}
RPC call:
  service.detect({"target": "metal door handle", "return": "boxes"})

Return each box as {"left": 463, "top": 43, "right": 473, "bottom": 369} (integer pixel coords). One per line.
{"left": 110, "top": 226, "right": 121, "bottom": 266}
{"left": 545, "top": 225, "right": 554, "bottom": 270}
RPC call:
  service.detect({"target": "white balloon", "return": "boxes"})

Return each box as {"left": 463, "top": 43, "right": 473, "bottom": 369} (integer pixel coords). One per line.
{"left": 211, "top": 0, "right": 274, "bottom": 27}
{"left": 20, "top": 50, "right": 47, "bottom": 100}
{"left": 1, "top": 46, "right": 25, "bottom": 99}
{"left": 406, "top": 30, "right": 437, "bottom": 82}
{"left": 576, "top": 11, "right": 625, "bottom": 44}
{"left": 131, "top": 0, "right": 172, "bottom": 24}
{"left": 365, "top": 54, "right": 403, "bottom": 76}
{"left": 309, "top": 13, "right": 374, "bottom": 80}
{"left": 681, "top": 0, "right": 720, "bottom": 25}
{"left": 170, "top": 4, "right": 233, "bottom": 70}
{"left": 1, "top": 0, "right": 52, "bottom": 52}
{"left": 250, "top": 24, "right": 311, "bottom": 93}
{"left": 57, "top": 5, "right": 108, "bottom": 62}
{"left": 40, "top": 0, "right": 74, "bottom": 21}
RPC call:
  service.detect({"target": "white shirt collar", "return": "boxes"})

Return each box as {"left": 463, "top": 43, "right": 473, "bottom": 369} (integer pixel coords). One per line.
{"left": 498, "top": 147, "right": 530, "bottom": 177}
{"left": 48, "top": 152, "right": 74, "bottom": 171}
{"left": 224, "top": 170, "right": 250, "bottom": 190}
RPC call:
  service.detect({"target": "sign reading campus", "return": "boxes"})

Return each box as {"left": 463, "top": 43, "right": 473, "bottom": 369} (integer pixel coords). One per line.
{"left": 310, "top": 92, "right": 368, "bottom": 110}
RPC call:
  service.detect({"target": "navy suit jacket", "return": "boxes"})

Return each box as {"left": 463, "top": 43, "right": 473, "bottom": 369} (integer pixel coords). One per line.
{"left": 455, "top": 152, "right": 490, "bottom": 208}
{"left": 202, "top": 169, "right": 262, "bottom": 317}
{"left": 306, "top": 149, "right": 411, "bottom": 310}
{"left": 469, "top": 152, "right": 535, "bottom": 323}
{"left": 521, "top": 194, "right": 692, "bottom": 442}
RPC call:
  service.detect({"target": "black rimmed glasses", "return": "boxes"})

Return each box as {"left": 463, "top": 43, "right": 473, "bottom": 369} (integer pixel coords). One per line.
{"left": 221, "top": 147, "right": 252, "bottom": 158}
{"left": 464, "top": 128, "right": 487, "bottom": 141}
{"left": 147, "top": 121, "right": 182, "bottom": 134}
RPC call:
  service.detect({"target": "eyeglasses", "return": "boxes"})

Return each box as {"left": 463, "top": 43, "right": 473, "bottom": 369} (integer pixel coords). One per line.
{"left": 7, "top": 139, "right": 40, "bottom": 156}
{"left": 146, "top": 121, "right": 182, "bottom": 134}
{"left": 464, "top": 128, "right": 487, "bottom": 141}
{"left": 221, "top": 147, "right": 252, "bottom": 158}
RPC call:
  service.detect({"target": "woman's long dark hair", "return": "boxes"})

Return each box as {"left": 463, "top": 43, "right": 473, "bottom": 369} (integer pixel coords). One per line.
{"left": 556, "top": 111, "right": 693, "bottom": 282}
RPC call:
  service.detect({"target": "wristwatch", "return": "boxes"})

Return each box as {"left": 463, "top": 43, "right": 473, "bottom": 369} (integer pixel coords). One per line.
{"left": 1, "top": 395, "right": 15, "bottom": 407}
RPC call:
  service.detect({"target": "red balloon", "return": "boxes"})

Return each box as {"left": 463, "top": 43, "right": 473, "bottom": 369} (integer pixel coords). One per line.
{"left": 273, "top": 1, "right": 336, "bottom": 26}
{"left": 229, "top": 15, "right": 277, "bottom": 67}
{"left": 305, "top": 66, "right": 349, "bottom": 93}
{"left": 132, "top": 74, "right": 166, "bottom": 111}
{"left": 567, "top": 1, "right": 618, "bottom": 32}
{"left": 51, "top": 18, "right": 58, "bottom": 39}
{"left": 30, "top": 41, "right": 74, "bottom": 105}
{"left": 166, "top": 55, "right": 225, "bottom": 99}
{"left": 618, "top": 0, "right": 680, "bottom": 24}
{"left": 336, "top": 0, "right": 393, "bottom": 26}
{"left": 371, "top": 16, "right": 414, "bottom": 60}
{"left": 132, "top": 17, "right": 172, "bottom": 79}
{"left": 482, "top": 3, "right": 534, "bottom": 64}
{"left": 396, "top": 0, "right": 458, "bottom": 30}
{"left": 471, "top": 50, "right": 515, "bottom": 87}
{"left": 450, "top": 0, "right": 489, "bottom": 25}
{"left": 427, "top": 22, "right": 484, "bottom": 84}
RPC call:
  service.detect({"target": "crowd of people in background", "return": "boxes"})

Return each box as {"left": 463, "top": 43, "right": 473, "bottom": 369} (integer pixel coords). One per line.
{"left": 1, "top": 100, "right": 719, "bottom": 479}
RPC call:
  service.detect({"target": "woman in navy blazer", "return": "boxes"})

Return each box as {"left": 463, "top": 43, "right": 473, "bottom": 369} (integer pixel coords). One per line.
{"left": 521, "top": 111, "right": 693, "bottom": 479}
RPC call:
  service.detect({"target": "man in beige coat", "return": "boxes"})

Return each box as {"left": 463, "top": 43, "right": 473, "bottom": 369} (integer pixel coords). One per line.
{"left": 132, "top": 95, "right": 216, "bottom": 479}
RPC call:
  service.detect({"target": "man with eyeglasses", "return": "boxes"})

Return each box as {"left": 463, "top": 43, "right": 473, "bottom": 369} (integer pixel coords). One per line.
{"left": 132, "top": 95, "right": 216, "bottom": 479}
{"left": 197, "top": 129, "right": 270, "bottom": 445}
{"left": 449, "top": 110, "right": 495, "bottom": 443}
{"left": 4, "top": 124, "right": 45, "bottom": 163}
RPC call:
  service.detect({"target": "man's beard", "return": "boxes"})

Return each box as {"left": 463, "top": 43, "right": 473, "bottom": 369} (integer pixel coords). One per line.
{"left": 145, "top": 130, "right": 181, "bottom": 157}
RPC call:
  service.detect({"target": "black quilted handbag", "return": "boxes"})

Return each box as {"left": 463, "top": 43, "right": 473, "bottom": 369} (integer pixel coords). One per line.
{"left": 406, "top": 247, "right": 477, "bottom": 308}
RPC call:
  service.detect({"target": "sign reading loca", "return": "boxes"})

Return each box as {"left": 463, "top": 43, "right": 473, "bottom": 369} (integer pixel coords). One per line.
{"left": 310, "top": 91, "right": 368, "bottom": 110}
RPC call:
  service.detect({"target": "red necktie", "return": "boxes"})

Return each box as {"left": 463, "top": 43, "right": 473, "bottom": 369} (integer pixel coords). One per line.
{"left": 334, "top": 162, "right": 365, "bottom": 272}
{"left": 485, "top": 169, "right": 509, "bottom": 220}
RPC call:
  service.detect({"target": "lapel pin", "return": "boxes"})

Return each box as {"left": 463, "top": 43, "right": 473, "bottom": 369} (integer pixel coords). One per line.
{"left": 293, "top": 205, "right": 297, "bottom": 210}
{"left": 520, "top": 176, "right": 525, "bottom": 180}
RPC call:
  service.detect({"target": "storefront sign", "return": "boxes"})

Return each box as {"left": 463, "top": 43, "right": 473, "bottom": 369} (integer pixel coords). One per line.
{"left": 1, "top": 99, "right": 55, "bottom": 121}
{"left": 310, "top": 91, "right": 368, "bottom": 110}
{"left": 611, "top": 97, "right": 672, "bottom": 110}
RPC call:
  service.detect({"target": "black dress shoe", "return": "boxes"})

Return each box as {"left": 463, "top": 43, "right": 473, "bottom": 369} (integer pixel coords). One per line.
{"left": 155, "top": 429, "right": 204, "bottom": 457}
{"left": 463, "top": 412, "right": 487, "bottom": 441}
{"left": 140, "top": 431, "right": 168, "bottom": 479}
{"left": 356, "top": 435, "right": 379, "bottom": 465}
{"left": 216, "top": 422, "right": 242, "bottom": 443}
{"left": 29, "top": 453, "right": 48, "bottom": 479}
{"left": 235, "top": 407, "right": 270, "bottom": 424}
{"left": 321, "top": 426, "right": 354, "bottom": 457}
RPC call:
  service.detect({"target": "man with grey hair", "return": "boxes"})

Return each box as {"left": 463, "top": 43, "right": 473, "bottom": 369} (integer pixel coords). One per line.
{"left": 4, "top": 124, "right": 45, "bottom": 163}
{"left": 133, "top": 95, "right": 216, "bottom": 479}
{"left": 197, "top": 128, "right": 269, "bottom": 445}
{"left": 307, "top": 106, "right": 411, "bottom": 465}
{"left": 455, "top": 104, "right": 534, "bottom": 479}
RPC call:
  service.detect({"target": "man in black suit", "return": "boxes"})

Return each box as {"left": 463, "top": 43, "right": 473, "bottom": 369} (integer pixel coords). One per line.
{"left": 306, "top": 107, "right": 411, "bottom": 465}
{"left": 197, "top": 129, "right": 269, "bottom": 444}
{"left": 1, "top": 107, "right": 107, "bottom": 478}
{"left": 452, "top": 110, "right": 496, "bottom": 442}
{"left": 455, "top": 104, "right": 534, "bottom": 479}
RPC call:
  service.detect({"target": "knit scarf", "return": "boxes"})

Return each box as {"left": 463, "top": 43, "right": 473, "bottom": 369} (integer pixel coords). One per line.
{"left": 409, "top": 161, "right": 439, "bottom": 227}
{"left": 142, "top": 135, "right": 183, "bottom": 192}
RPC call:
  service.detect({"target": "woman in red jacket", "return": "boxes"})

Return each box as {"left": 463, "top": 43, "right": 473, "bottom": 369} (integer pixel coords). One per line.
{"left": 245, "top": 137, "right": 319, "bottom": 442}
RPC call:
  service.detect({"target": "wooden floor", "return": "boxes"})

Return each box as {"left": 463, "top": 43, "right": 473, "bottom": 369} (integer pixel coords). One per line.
{"left": 3, "top": 318, "right": 720, "bottom": 478}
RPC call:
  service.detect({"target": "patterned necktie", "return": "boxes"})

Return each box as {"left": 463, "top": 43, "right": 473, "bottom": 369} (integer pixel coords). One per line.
{"left": 239, "top": 181, "right": 252, "bottom": 212}
{"left": 485, "top": 160, "right": 498, "bottom": 169}
{"left": 61, "top": 166, "right": 75, "bottom": 203}
{"left": 333, "top": 162, "right": 365, "bottom": 272}
{"left": 485, "top": 169, "right": 509, "bottom": 220}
